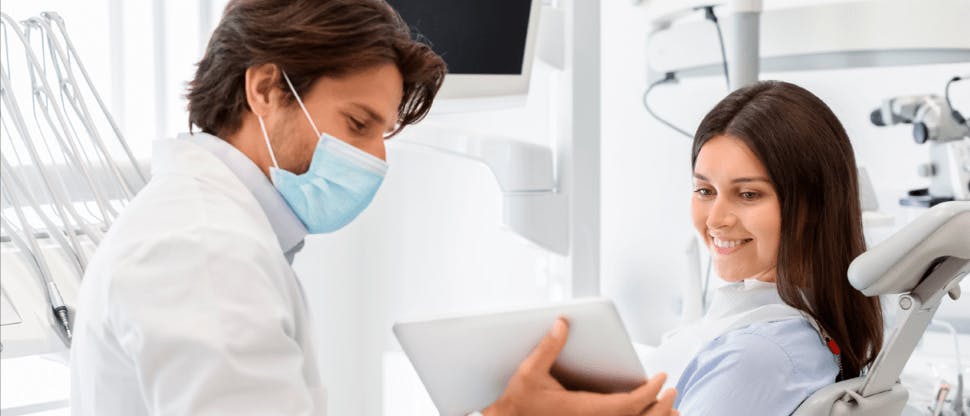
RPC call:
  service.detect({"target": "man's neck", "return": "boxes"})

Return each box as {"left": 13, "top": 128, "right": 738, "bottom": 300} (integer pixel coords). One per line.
{"left": 221, "top": 116, "right": 273, "bottom": 179}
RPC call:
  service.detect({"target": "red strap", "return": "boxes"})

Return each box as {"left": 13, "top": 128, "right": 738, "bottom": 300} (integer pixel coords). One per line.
{"left": 826, "top": 338, "right": 841, "bottom": 355}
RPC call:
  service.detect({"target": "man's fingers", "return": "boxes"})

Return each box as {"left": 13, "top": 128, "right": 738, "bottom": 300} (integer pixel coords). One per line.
{"left": 518, "top": 317, "right": 569, "bottom": 374}
{"left": 558, "top": 376, "right": 674, "bottom": 416}
{"left": 592, "top": 372, "right": 668, "bottom": 415}
{"left": 641, "top": 387, "right": 677, "bottom": 416}
{"left": 627, "top": 372, "right": 668, "bottom": 408}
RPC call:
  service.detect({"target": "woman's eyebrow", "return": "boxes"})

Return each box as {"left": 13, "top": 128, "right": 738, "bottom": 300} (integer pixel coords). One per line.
{"left": 692, "top": 173, "right": 770, "bottom": 184}
{"left": 731, "top": 177, "right": 771, "bottom": 184}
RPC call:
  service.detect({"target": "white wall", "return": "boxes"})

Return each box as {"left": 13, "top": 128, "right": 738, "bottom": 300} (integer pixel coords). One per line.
{"left": 293, "top": 147, "right": 566, "bottom": 415}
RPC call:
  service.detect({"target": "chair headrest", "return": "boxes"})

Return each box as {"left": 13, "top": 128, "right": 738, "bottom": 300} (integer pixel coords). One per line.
{"left": 848, "top": 201, "right": 970, "bottom": 296}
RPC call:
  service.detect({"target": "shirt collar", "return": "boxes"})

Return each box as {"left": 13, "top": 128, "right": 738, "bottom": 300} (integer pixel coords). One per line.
{"left": 178, "top": 132, "right": 307, "bottom": 259}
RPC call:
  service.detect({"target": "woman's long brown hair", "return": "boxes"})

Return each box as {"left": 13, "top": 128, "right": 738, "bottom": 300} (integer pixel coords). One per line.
{"left": 691, "top": 81, "right": 883, "bottom": 380}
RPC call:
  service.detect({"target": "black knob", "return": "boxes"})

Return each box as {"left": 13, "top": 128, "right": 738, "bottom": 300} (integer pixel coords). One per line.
{"left": 913, "top": 122, "right": 929, "bottom": 144}
{"left": 870, "top": 109, "right": 886, "bottom": 126}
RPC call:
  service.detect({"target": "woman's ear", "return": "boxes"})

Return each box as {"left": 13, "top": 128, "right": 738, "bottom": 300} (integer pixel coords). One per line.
{"left": 245, "top": 63, "right": 283, "bottom": 117}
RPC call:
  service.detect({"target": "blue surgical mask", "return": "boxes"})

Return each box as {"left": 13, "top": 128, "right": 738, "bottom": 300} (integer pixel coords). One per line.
{"left": 257, "top": 71, "right": 388, "bottom": 234}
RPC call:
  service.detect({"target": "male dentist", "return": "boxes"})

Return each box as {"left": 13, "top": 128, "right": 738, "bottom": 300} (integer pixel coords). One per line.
{"left": 69, "top": 1, "right": 676, "bottom": 414}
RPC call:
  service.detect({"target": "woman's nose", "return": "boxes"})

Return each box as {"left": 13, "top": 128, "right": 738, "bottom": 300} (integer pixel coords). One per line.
{"left": 706, "top": 196, "right": 736, "bottom": 230}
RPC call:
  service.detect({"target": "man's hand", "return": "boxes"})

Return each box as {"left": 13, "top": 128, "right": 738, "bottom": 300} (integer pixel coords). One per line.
{"left": 483, "top": 318, "right": 678, "bottom": 416}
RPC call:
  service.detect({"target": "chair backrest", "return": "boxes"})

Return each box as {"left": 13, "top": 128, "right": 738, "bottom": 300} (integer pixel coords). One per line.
{"left": 848, "top": 202, "right": 970, "bottom": 297}
{"left": 793, "top": 201, "right": 970, "bottom": 415}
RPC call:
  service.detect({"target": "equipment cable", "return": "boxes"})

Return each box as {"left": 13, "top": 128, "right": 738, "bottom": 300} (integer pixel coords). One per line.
{"left": 641, "top": 6, "right": 732, "bottom": 139}
{"left": 944, "top": 75, "right": 968, "bottom": 127}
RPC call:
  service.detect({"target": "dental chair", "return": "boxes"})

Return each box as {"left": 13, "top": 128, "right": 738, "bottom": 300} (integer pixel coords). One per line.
{"left": 793, "top": 201, "right": 970, "bottom": 415}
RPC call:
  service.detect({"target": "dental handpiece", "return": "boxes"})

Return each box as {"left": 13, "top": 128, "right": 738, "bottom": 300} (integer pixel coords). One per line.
{"left": 47, "top": 281, "right": 72, "bottom": 340}
{"left": 932, "top": 382, "right": 950, "bottom": 416}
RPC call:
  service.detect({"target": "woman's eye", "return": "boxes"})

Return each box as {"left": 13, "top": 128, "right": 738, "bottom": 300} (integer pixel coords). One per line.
{"left": 694, "top": 188, "right": 714, "bottom": 197}
{"left": 740, "top": 191, "right": 759, "bottom": 200}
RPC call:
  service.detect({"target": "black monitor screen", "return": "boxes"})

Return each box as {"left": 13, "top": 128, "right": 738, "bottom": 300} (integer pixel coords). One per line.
{"left": 386, "top": 0, "right": 533, "bottom": 75}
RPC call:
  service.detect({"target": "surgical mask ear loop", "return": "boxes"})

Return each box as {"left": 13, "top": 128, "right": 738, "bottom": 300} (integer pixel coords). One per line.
{"left": 281, "top": 70, "right": 321, "bottom": 138}
{"left": 257, "top": 115, "right": 280, "bottom": 169}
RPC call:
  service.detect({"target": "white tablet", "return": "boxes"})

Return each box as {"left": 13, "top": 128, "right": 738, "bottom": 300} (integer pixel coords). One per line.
{"left": 392, "top": 297, "right": 646, "bottom": 416}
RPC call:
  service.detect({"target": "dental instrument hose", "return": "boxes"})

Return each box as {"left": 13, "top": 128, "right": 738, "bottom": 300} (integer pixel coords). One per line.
{"left": 0, "top": 216, "right": 72, "bottom": 341}
{"left": 0, "top": 168, "right": 73, "bottom": 342}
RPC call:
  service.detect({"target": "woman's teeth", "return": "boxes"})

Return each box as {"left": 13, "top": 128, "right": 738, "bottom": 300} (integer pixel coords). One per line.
{"left": 713, "top": 238, "right": 752, "bottom": 248}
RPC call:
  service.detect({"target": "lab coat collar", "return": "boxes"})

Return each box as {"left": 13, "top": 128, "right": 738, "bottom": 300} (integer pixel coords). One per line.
{"left": 160, "top": 132, "right": 308, "bottom": 260}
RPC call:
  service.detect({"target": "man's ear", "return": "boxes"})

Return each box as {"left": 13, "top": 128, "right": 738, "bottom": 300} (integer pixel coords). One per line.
{"left": 245, "top": 63, "right": 283, "bottom": 117}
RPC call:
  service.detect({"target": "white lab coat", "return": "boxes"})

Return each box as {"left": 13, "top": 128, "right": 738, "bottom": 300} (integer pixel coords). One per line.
{"left": 70, "top": 138, "right": 326, "bottom": 415}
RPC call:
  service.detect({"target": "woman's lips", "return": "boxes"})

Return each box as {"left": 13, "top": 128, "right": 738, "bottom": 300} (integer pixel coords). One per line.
{"left": 711, "top": 237, "right": 753, "bottom": 256}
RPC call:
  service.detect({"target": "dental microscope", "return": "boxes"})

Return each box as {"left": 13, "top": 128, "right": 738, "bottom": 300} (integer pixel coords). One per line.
{"left": 871, "top": 76, "right": 970, "bottom": 207}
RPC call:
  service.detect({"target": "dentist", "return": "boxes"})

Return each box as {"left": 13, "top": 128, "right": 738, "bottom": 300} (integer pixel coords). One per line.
{"left": 69, "top": 1, "right": 674, "bottom": 415}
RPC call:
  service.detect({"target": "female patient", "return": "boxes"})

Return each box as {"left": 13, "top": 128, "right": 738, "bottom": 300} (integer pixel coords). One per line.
{"left": 644, "top": 81, "right": 885, "bottom": 415}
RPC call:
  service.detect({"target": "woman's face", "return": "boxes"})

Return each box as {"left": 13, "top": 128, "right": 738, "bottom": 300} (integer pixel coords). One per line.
{"left": 691, "top": 135, "right": 781, "bottom": 283}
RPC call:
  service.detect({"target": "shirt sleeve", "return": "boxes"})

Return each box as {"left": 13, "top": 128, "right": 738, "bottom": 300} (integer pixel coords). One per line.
{"left": 674, "top": 331, "right": 812, "bottom": 416}
{"left": 107, "top": 228, "right": 318, "bottom": 416}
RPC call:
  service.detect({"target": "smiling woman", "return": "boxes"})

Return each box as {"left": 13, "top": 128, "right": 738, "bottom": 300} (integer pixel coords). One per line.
{"left": 690, "top": 81, "right": 883, "bottom": 383}
{"left": 646, "top": 80, "right": 885, "bottom": 415}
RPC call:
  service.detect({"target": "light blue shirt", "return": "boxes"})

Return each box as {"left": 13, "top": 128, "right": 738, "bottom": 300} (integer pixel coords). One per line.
{"left": 178, "top": 132, "right": 308, "bottom": 263}
{"left": 674, "top": 317, "right": 839, "bottom": 415}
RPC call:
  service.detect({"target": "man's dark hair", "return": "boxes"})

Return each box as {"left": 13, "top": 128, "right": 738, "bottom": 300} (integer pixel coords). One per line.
{"left": 187, "top": 0, "right": 446, "bottom": 138}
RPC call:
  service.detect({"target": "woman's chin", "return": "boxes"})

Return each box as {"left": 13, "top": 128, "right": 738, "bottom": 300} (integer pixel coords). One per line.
{"left": 715, "top": 266, "right": 777, "bottom": 283}
{"left": 717, "top": 275, "right": 746, "bottom": 283}
{"left": 713, "top": 264, "right": 747, "bottom": 282}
